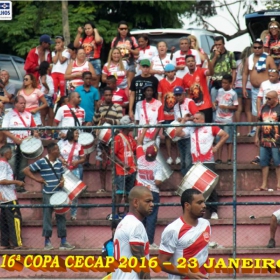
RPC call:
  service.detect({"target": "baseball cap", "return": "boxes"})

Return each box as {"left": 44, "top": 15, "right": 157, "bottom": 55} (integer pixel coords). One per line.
{"left": 140, "top": 59, "right": 151, "bottom": 67}
{"left": 40, "top": 34, "right": 54, "bottom": 44}
{"left": 253, "top": 38, "right": 263, "bottom": 45}
{"left": 164, "top": 64, "right": 175, "bottom": 72}
{"left": 173, "top": 86, "right": 184, "bottom": 95}
{"left": 120, "top": 115, "right": 133, "bottom": 126}
{"left": 141, "top": 82, "right": 154, "bottom": 93}
{"left": 145, "top": 144, "right": 158, "bottom": 162}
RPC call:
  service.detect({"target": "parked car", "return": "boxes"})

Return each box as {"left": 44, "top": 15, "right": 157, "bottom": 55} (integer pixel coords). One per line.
{"left": 0, "top": 54, "right": 25, "bottom": 91}
{"left": 130, "top": 28, "right": 216, "bottom": 54}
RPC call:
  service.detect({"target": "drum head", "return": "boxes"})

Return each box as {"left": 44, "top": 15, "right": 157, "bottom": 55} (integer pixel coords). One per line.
{"left": 50, "top": 191, "right": 68, "bottom": 205}
{"left": 78, "top": 133, "right": 94, "bottom": 145}
{"left": 20, "top": 137, "right": 42, "bottom": 153}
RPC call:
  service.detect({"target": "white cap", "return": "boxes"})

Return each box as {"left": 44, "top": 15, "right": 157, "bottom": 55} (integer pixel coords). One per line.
{"left": 120, "top": 115, "right": 133, "bottom": 125}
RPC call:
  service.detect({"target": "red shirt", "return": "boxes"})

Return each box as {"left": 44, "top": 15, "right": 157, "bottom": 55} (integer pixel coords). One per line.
{"left": 114, "top": 133, "right": 137, "bottom": 175}
{"left": 101, "top": 88, "right": 128, "bottom": 106}
{"left": 79, "top": 36, "right": 103, "bottom": 59}
{"left": 183, "top": 67, "right": 212, "bottom": 110}
{"left": 158, "top": 77, "right": 183, "bottom": 121}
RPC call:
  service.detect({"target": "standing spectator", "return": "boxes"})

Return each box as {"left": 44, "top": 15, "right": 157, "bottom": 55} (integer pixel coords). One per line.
{"left": 257, "top": 69, "right": 280, "bottom": 113}
{"left": 183, "top": 54, "right": 214, "bottom": 123}
{"left": 136, "top": 127, "right": 163, "bottom": 249}
{"left": 135, "top": 83, "right": 164, "bottom": 146}
{"left": 233, "top": 46, "right": 253, "bottom": 136}
{"left": 93, "top": 87, "right": 123, "bottom": 193}
{"left": 158, "top": 64, "right": 182, "bottom": 164}
{"left": 54, "top": 91, "right": 85, "bottom": 139}
{"left": 18, "top": 73, "right": 48, "bottom": 126}
{"left": 74, "top": 22, "right": 103, "bottom": 88}
{"left": 264, "top": 21, "right": 280, "bottom": 69}
{"left": 210, "top": 36, "right": 237, "bottom": 121}
{"left": 0, "top": 70, "right": 16, "bottom": 111}
{"left": 65, "top": 48, "right": 96, "bottom": 91}
{"left": 102, "top": 48, "right": 128, "bottom": 90}
{"left": 173, "top": 86, "right": 199, "bottom": 176}
{"left": 24, "top": 34, "right": 53, "bottom": 80}
{"left": 51, "top": 35, "right": 70, "bottom": 98}
{"left": 38, "top": 61, "right": 55, "bottom": 139}
{"left": 136, "top": 34, "right": 158, "bottom": 75}
{"left": 188, "top": 34, "right": 207, "bottom": 65}
{"left": 214, "top": 74, "right": 238, "bottom": 164}
{"left": 0, "top": 144, "right": 25, "bottom": 249}
{"left": 75, "top": 71, "right": 100, "bottom": 125}
{"left": 254, "top": 90, "right": 280, "bottom": 191}
{"left": 111, "top": 21, "right": 139, "bottom": 88}
{"left": 106, "top": 75, "right": 128, "bottom": 115}
{"left": 58, "top": 129, "right": 85, "bottom": 221}
{"left": 129, "top": 59, "right": 159, "bottom": 120}
{"left": 2, "top": 96, "right": 39, "bottom": 193}
{"left": 150, "top": 41, "right": 172, "bottom": 81}
{"left": 243, "top": 38, "right": 276, "bottom": 138}
{"left": 111, "top": 115, "right": 136, "bottom": 220}
{"left": 23, "top": 142, "right": 75, "bottom": 250}
{"left": 172, "top": 37, "right": 201, "bottom": 79}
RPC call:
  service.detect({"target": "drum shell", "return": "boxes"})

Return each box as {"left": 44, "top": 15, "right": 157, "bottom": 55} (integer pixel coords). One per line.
{"left": 50, "top": 191, "right": 71, "bottom": 215}
{"left": 98, "top": 123, "right": 112, "bottom": 145}
{"left": 176, "top": 162, "right": 219, "bottom": 200}
{"left": 63, "top": 169, "right": 87, "bottom": 200}
{"left": 78, "top": 132, "right": 95, "bottom": 155}
{"left": 166, "top": 120, "right": 181, "bottom": 142}
{"left": 20, "top": 137, "right": 44, "bottom": 159}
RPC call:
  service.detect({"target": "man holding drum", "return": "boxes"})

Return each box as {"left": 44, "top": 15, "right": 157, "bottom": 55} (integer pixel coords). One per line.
{"left": 2, "top": 95, "right": 39, "bottom": 193}
{"left": 23, "top": 142, "right": 75, "bottom": 250}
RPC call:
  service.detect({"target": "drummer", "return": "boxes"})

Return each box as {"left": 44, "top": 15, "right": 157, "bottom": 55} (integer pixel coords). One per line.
{"left": 2, "top": 95, "right": 39, "bottom": 193}
{"left": 175, "top": 111, "right": 228, "bottom": 219}
{"left": 23, "top": 142, "right": 75, "bottom": 250}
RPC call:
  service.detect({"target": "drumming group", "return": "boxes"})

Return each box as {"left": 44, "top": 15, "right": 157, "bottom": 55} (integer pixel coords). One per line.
{"left": 1, "top": 18, "right": 280, "bottom": 251}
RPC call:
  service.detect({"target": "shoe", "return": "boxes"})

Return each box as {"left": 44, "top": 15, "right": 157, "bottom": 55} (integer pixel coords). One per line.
{"left": 267, "top": 238, "right": 276, "bottom": 248}
{"left": 106, "top": 213, "right": 122, "bottom": 221}
{"left": 175, "top": 157, "right": 181, "bottom": 164}
{"left": 237, "top": 133, "right": 240, "bottom": 137}
{"left": 70, "top": 216, "right": 77, "bottom": 221}
{"left": 44, "top": 243, "right": 54, "bottom": 250}
{"left": 247, "top": 127, "right": 256, "bottom": 137}
{"left": 251, "top": 156, "right": 260, "bottom": 165}
{"left": 16, "top": 187, "right": 28, "bottom": 193}
{"left": 149, "top": 243, "right": 159, "bottom": 249}
{"left": 215, "top": 159, "right": 222, "bottom": 164}
{"left": 59, "top": 241, "right": 75, "bottom": 250}
{"left": 227, "top": 159, "right": 232, "bottom": 165}
{"left": 96, "top": 155, "right": 102, "bottom": 161}
{"left": 166, "top": 157, "right": 173, "bottom": 164}
{"left": 211, "top": 212, "right": 219, "bottom": 219}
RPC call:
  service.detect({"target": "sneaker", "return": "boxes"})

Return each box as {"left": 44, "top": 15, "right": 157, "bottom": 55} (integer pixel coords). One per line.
{"left": 227, "top": 159, "right": 232, "bottom": 165}
{"left": 267, "top": 238, "right": 276, "bottom": 248}
{"left": 149, "top": 243, "right": 159, "bottom": 249}
{"left": 70, "top": 216, "right": 77, "bottom": 221}
{"left": 44, "top": 243, "right": 54, "bottom": 250}
{"left": 251, "top": 156, "right": 260, "bottom": 165}
{"left": 215, "top": 159, "right": 222, "bottom": 164}
{"left": 59, "top": 241, "right": 75, "bottom": 250}
{"left": 16, "top": 187, "right": 28, "bottom": 193}
{"left": 106, "top": 213, "right": 122, "bottom": 221}
{"left": 247, "top": 127, "right": 256, "bottom": 137}
{"left": 175, "top": 157, "right": 181, "bottom": 164}
{"left": 96, "top": 155, "right": 102, "bottom": 161}
{"left": 166, "top": 157, "right": 173, "bottom": 165}
{"left": 210, "top": 212, "right": 219, "bottom": 219}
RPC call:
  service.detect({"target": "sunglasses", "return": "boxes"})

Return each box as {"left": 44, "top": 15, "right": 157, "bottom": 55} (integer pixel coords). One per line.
{"left": 265, "top": 97, "right": 272, "bottom": 100}
{"left": 119, "top": 28, "right": 128, "bottom": 31}
{"left": 253, "top": 46, "right": 262, "bottom": 49}
{"left": 268, "top": 69, "right": 278, "bottom": 73}
{"left": 23, "top": 78, "right": 30, "bottom": 81}
{"left": 270, "top": 25, "right": 278, "bottom": 29}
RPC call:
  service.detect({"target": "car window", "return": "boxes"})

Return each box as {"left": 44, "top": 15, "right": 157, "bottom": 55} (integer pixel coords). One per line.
{"left": 0, "top": 59, "right": 19, "bottom": 80}
{"left": 200, "top": 35, "right": 210, "bottom": 53}
{"left": 13, "top": 58, "right": 25, "bottom": 79}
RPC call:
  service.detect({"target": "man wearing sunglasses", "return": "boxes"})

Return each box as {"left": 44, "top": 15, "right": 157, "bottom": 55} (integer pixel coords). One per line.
{"left": 254, "top": 90, "right": 280, "bottom": 192}
{"left": 243, "top": 38, "right": 276, "bottom": 137}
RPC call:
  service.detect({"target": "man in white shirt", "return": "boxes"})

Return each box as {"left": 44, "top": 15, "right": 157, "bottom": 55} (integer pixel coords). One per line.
{"left": 172, "top": 37, "right": 201, "bottom": 79}
{"left": 112, "top": 186, "right": 153, "bottom": 279}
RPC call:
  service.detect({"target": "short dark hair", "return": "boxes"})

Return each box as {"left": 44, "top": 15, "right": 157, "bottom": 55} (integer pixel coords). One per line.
{"left": 222, "top": 74, "right": 233, "bottom": 83}
{"left": 181, "top": 189, "right": 202, "bottom": 210}
{"left": 106, "top": 75, "right": 117, "bottom": 83}
{"left": 111, "top": 220, "right": 120, "bottom": 230}
{"left": 185, "top": 54, "right": 195, "bottom": 61}
{"left": 14, "top": 95, "right": 25, "bottom": 104}
{"left": 82, "top": 71, "right": 92, "bottom": 79}
{"left": 103, "top": 86, "right": 113, "bottom": 93}
{"left": 0, "top": 144, "right": 11, "bottom": 156}
{"left": 214, "top": 36, "right": 225, "bottom": 44}
{"left": 65, "top": 129, "right": 76, "bottom": 142}
{"left": 47, "top": 142, "right": 58, "bottom": 153}
{"left": 67, "top": 42, "right": 77, "bottom": 51}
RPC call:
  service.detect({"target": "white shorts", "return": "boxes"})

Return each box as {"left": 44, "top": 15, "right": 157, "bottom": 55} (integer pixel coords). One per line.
{"left": 273, "top": 209, "right": 280, "bottom": 222}
{"left": 251, "top": 87, "right": 259, "bottom": 117}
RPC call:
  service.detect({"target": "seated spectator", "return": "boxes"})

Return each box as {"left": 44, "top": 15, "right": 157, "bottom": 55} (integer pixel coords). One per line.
{"left": 267, "top": 209, "right": 280, "bottom": 248}
{"left": 0, "top": 70, "right": 16, "bottom": 111}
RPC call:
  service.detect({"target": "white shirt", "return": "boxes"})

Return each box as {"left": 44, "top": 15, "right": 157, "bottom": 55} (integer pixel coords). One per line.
{"left": 258, "top": 80, "right": 280, "bottom": 104}
{"left": 39, "top": 74, "right": 55, "bottom": 97}
{"left": 151, "top": 54, "right": 172, "bottom": 81}
{"left": 112, "top": 214, "right": 149, "bottom": 280}
{"left": 159, "top": 217, "right": 210, "bottom": 279}
{"left": 57, "top": 140, "right": 84, "bottom": 163}
{"left": 51, "top": 49, "right": 70, "bottom": 74}
{"left": 136, "top": 45, "right": 158, "bottom": 75}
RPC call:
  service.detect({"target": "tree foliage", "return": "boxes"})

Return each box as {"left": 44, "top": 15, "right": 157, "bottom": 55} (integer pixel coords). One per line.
{"left": 0, "top": 1, "right": 195, "bottom": 57}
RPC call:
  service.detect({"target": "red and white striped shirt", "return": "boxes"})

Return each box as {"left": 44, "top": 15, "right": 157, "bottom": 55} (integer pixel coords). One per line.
{"left": 70, "top": 60, "right": 90, "bottom": 88}
{"left": 159, "top": 217, "right": 211, "bottom": 279}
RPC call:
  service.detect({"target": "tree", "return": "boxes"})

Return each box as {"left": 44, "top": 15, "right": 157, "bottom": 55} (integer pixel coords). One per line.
{"left": 62, "top": 1, "right": 70, "bottom": 46}
{"left": 185, "top": 0, "right": 264, "bottom": 41}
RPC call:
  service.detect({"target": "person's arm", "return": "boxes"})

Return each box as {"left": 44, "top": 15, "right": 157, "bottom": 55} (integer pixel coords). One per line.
{"left": 268, "top": 56, "right": 277, "bottom": 69}
{"left": 0, "top": 178, "right": 24, "bottom": 188}
{"left": 23, "top": 166, "right": 46, "bottom": 184}
{"left": 129, "top": 91, "right": 135, "bottom": 121}
{"left": 41, "top": 75, "right": 49, "bottom": 93}
{"left": 212, "top": 129, "right": 229, "bottom": 153}
{"left": 137, "top": 127, "right": 148, "bottom": 146}
{"left": 24, "top": 49, "right": 38, "bottom": 73}
{"left": 257, "top": 97, "right": 262, "bottom": 115}
{"left": 2, "top": 131, "right": 22, "bottom": 145}
{"left": 74, "top": 27, "right": 83, "bottom": 48}
{"left": 57, "top": 50, "right": 68, "bottom": 64}
{"left": 242, "top": 58, "right": 249, "bottom": 98}
{"left": 30, "top": 95, "right": 48, "bottom": 114}
{"left": 101, "top": 73, "right": 107, "bottom": 84}
{"left": 206, "top": 56, "right": 214, "bottom": 76}
{"left": 93, "top": 28, "right": 102, "bottom": 44}
{"left": 64, "top": 61, "right": 75, "bottom": 80}
{"left": 88, "top": 62, "right": 97, "bottom": 84}
{"left": 71, "top": 154, "right": 86, "bottom": 167}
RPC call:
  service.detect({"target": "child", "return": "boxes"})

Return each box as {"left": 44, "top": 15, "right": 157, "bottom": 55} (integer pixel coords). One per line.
{"left": 215, "top": 74, "right": 238, "bottom": 164}
{"left": 102, "top": 220, "right": 119, "bottom": 258}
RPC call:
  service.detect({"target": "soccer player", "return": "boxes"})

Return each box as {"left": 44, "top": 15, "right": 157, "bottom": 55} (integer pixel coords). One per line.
{"left": 158, "top": 189, "right": 210, "bottom": 279}
{"left": 112, "top": 186, "right": 154, "bottom": 279}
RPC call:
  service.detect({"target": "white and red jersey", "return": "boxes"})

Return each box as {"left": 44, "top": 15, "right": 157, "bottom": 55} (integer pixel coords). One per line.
{"left": 258, "top": 80, "right": 280, "bottom": 105}
{"left": 51, "top": 49, "right": 70, "bottom": 74}
{"left": 54, "top": 104, "right": 85, "bottom": 134}
{"left": 151, "top": 54, "right": 172, "bottom": 81}
{"left": 136, "top": 145, "right": 163, "bottom": 193}
{"left": 18, "top": 88, "right": 44, "bottom": 112}
{"left": 135, "top": 98, "right": 164, "bottom": 140}
{"left": 136, "top": 45, "right": 159, "bottom": 75}
{"left": 112, "top": 88, "right": 128, "bottom": 106}
{"left": 2, "top": 109, "right": 36, "bottom": 143}
{"left": 191, "top": 126, "right": 221, "bottom": 163}
{"left": 159, "top": 217, "right": 211, "bottom": 279}
{"left": 70, "top": 60, "right": 90, "bottom": 88}
{"left": 112, "top": 214, "right": 149, "bottom": 280}
{"left": 102, "top": 61, "right": 128, "bottom": 89}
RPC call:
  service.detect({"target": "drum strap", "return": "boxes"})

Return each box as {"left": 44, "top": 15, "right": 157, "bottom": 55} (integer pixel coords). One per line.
{"left": 178, "top": 103, "right": 183, "bottom": 118}
{"left": 142, "top": 100, "right": 149, "bottom": 124}
{"left": 195, "top": 128, "right": 202, "bottom": 162}
{"left": 14, "top": 109, "right": 27, "bottom": 127}
{"left": 44, "top": 157, "right": 61, "bottom": 181}
{"left": 68, "top": 105, "right": 81, "bottom": 127}
{"left": 67, "top": 142, "right": 76, "bottom": 170}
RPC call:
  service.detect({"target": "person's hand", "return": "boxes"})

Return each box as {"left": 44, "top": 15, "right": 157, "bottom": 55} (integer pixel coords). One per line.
{"left": 77, "top": 26, "right": 83, "bottom": 34}
{"left": 177, "top": 65, "right": 185, "bottom": 70}
{"left": 58, "top": 178, "right": 65, "bottom": 188}
{"left": 177, "top": 117, "right": 182, "bottom": 122}
{"left": 129, "top": 111, "right": 135, "bottom": 122}
{"left": 170, "top": 46, "right": 176, "bottom": 53}
{"left": 71, "top": 160, "right": 79, "bottom": 167}
{"left": 214, "top": 49, "right": 221, "bottom": 57}
{"left": 74, "top": 71, "right": 83, "bottom": 78}
{"left": 30, "top": 109, "right": 37, "bottom": 114}
{"left": 36, "top": 177, "right": 46, "bottom": 184}
{"left": 14, "top": 138, "right": 22, "bottom": 145}
{"left": 255, "top": 137, "right": 260, "bottom": 147}
{"left": 15, "top": 180, "right": 25, "bottom": 187}
{"left": 126, "top": 45, "right": 132, "bottom": 52}
{"left": 212, "top": 145, "right": 218, "bottom": 153}
{"left": 212, "top": 103, "right": 216, "bottom": 111}
{"left": 124, "top": 165, "right": 131, "bottom": 172}
{"left": 157, "top": 70, "right": 164, "bottom": 75}
{"left": 219, "top": 105, "right": 228, "bottom": 110}
{"left": 243, "top": 89, "right": 248, "bottom": 99}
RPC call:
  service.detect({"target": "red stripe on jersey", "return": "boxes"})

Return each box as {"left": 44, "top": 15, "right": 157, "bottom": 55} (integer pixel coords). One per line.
{"left": 178, "top": 218, "right": 192, "bottom": 239}
{"left": 129, "top": 242, "right": 144, "bottom": 246}
{"left": 158, "top": 250, "right": 173, "bottom": 255}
